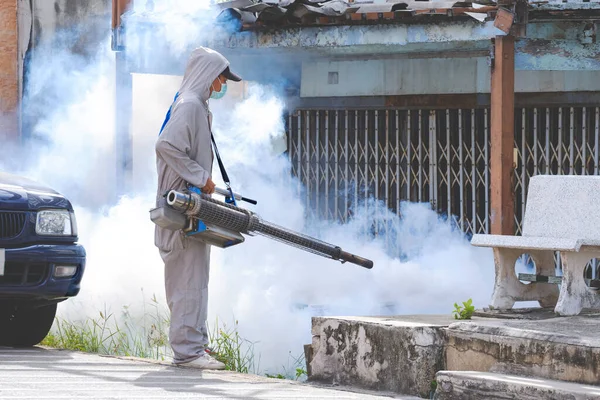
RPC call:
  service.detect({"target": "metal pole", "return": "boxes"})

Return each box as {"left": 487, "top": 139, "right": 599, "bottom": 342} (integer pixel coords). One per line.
{"left": 345, "top": 110, "right": 349, "bottom": 221}
{"left": 534, "top": 108, "right": 538, "bottom": 175}
{"left": 570, "top": 107, "right": 575, "bottom": 175}
{"left": 559, "top": 108, "right": 563, "bottom": 174}
{"left": 364, "top": 110, "right": 369, "bottom": 218}
{"left": 484, "top": 108, "right": 490, "bottom": 233}
{"left": 315, "top": 111, "right": 320, "bottom": 219}
{"left": 459, "top": 109, "right": 464, "bottom": 231}
{"left": 545, "top": 108, "right": 550, "bottom": 175}
{"left": 395, "top": 110, "right": 400, "bottom": 217}
{"left": 305, "top": 111, "right": 310, "bottom": 211}
{"left": 374, "top": 110, "right": 379, "bottom": 234}
{"left": 521, "top": 109, "right": 526, "bottom": 228}
{"left": 595, "top": 107, "right": 599, "bottom": 176}
{"left": 407, "top": 110, "right": 412, "bottom": 201}
{"left": 446, "top": 109, "right": 451, "bottom": 218}
{"left": 418, "top": 110, "right": 423, "bottom": 203}
{"left": 297, "top": 112, "right": 302, "bottom": 195}
{"left": 355, "top": 111, "right": 359, "bottom": 214}
{"left": 429, "top": 111, "right": 437, "bottom": 211}
{"left": 583, "top": 107, "right": 587, "bottom": 175}
{"left": 385, "top": 110, "right": 390, "bottom": 213}
{"left": 334, "top": 110, "right": 339, "bottom": 220}
{"left": 471, "top": 109, "right": 476, "bottom": 233}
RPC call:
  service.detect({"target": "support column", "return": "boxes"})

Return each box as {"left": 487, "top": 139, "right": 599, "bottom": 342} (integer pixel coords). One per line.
{"left": 113, "top": 0, "right": 133, "bottom": 197}
{"left": 115, "top": 50, "right": 132, "bottom": 197}
{"left": 0, "top": 0, "right": 19, "bottom": 143}
{"left": 490, "top": 35, "right": 516, "bottom": 235}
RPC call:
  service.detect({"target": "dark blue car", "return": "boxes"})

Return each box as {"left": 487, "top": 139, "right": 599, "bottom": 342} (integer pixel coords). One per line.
{"left": 0, "top": 171, "right": 86, "bottom": 346}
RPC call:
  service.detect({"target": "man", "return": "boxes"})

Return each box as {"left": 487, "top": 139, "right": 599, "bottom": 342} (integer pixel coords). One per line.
{"left": 155, "top": 47, "right": 242, "bottom": 369}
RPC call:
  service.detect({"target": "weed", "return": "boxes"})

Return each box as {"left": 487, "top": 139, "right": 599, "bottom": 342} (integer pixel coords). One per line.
{"left": 452, "top": 298, "right": 475, "bottom": 320}
{"left": 207, "top": 318, "right": 257, "bottom": 373}
{"left": 265, "top": 373, "right": 287, "bottom": 379}
{"left": 263, "top": 351, "right": 307, "bottom": 381}
{"left": 42, "top": 297, "right": 302, "bottom": 380}
{"left": 41, "top": 300, "right": 172, "bottom": 360}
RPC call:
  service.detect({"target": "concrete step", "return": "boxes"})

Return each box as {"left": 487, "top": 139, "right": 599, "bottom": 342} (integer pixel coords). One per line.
{"left": 445, "top": 311, "right": 600, "bottom": 385}
{"left": 307, "top": 315, "right": 453, "bottom": 398}
{"left": 306, "top": 311, "right": 600, "bottom": 398}
{"left": 434, "top": 371, "right": 600, "bottom": 400}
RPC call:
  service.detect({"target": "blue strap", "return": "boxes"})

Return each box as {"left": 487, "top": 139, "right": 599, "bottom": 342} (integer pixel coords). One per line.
{"left": 158, "top": 92, "right": 180, "bottom": 136}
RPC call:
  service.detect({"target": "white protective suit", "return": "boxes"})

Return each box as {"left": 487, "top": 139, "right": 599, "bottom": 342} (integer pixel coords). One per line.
{"left": 155, "top": 47, "right": 230, "bottom": 364}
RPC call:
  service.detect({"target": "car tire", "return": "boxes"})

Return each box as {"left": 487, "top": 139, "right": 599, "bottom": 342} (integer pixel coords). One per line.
{"left": 0, "top": 303, "right": 57, "bottom": 347}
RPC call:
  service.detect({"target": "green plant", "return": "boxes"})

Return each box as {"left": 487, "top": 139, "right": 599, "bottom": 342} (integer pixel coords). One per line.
{"left": 41, "top": 298, "right": 305, "bottom": 379}
{"left": 430, "top": 379, "right": 438, "bottom": 399}
{"left": 452, "top": 298, "right": 475, "bottom": 320}
{"left": 265, "top": 373, "right": 286, "bottom": 379}
{"left": 41, "top": 301, "right": 172, "bottom": 360}
{"left": 295, "top": 367, "right": 307, "bottom": 380}
{"left": 207, "top": 318, "right": 257, "bottom": 374}
{"left": 263, "top": 351, "right": 307, "bottom": 381}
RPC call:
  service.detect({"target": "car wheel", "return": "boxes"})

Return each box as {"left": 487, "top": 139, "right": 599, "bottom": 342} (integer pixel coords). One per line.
{"left": 0, "top": 304, "right": 57, "bottom": 347}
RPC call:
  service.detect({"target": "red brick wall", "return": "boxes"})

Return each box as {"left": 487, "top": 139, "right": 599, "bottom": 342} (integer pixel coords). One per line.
{"left": 0, "top": 0, "right": 18, "bottom": 142}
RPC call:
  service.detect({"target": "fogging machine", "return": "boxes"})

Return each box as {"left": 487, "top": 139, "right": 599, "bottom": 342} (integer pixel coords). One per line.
{"left": 150, "top": 186, "right": 373, "bottom": 269}
{"left": 153, "top": 112, "right": 372, "bottom": 269}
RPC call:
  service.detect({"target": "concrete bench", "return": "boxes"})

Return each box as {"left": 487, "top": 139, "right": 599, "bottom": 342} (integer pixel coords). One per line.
{"left": 471, "top": 175, "right": 600, "bottom": 316}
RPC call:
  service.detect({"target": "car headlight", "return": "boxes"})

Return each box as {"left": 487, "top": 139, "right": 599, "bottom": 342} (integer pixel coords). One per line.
{"left": 36, "top": 210, "right": 75, "bottom": 236}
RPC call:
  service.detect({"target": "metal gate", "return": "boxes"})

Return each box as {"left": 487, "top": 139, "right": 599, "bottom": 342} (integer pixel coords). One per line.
{"left": 287, "top": 106, "right": 600, "bottom": 236}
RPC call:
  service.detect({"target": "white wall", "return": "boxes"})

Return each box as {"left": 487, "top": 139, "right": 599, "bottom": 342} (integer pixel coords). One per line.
{"left": 301, "top": 58, "right": 600, "bottom": 97}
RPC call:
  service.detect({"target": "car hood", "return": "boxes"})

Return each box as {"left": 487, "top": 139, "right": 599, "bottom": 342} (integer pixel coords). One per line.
{"left": 0, "top": 172, "right": 72, "bottom": 211}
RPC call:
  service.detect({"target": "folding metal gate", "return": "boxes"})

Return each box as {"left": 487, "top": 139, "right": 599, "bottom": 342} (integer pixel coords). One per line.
{"left": 287, "top": 107, "right": 600, "bottom": 236}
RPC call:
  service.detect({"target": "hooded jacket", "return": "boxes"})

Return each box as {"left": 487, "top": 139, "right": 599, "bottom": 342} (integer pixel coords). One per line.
{"left": 155, "top": 47, "right": 230, "bottom": 251}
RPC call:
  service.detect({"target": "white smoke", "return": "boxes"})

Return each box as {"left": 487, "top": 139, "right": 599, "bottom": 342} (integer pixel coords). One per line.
{"left": 1, "top": 0, "right": 495, "bottom": 375}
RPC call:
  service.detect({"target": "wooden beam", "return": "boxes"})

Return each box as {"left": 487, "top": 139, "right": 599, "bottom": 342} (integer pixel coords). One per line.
{"left": 490, "top": 35, "right": 516, "bottom": 235}
{"left": 112, "top": 0, "right": 132, "bottom": 29}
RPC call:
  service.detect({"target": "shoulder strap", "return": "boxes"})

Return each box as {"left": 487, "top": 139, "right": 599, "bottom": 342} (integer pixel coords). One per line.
{"left": 210, "top": 133, "right": 231, "bottom": 190}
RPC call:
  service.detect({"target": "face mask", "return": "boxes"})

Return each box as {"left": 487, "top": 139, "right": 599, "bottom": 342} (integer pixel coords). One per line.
{"left": 210, "top": 82, "right": 227, "bottom": 100}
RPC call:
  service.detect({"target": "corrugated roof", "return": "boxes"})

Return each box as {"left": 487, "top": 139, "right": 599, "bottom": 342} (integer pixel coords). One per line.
{"left": 215, "top": 0, "right": 501, "bottom": 30}
{"left": 212, "top": 0, "right": 600, "bottom": 30}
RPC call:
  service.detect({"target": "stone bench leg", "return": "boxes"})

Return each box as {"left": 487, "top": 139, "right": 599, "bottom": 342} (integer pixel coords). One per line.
{"left": 555, "top": 250, "right": 600, "bottom": 316}
{"left": 490, "top": 248, "right": 559, "bottom": 310}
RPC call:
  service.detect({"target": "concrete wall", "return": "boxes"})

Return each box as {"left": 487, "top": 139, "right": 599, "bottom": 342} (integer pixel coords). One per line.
{"left": 301, "top": 57, "right": 600, "bottom": 98}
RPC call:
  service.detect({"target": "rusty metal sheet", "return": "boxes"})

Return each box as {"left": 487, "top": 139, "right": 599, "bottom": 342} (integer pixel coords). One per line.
{"left": 494, "top": 7, "right": 514, "bottom": 34}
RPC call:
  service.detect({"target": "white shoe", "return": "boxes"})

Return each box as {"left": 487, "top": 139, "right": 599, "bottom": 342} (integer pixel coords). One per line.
{"left": 179, "top": 354, "right": 226, "bottom": 370}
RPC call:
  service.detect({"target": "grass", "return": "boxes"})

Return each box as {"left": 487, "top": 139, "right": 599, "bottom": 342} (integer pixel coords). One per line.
{"left": 265, "top": 352, "right": 307, "bottom": 381}
{"left": 207, "top": 318, "right": 258, "bottom": 373}
{"left": 42, "top": 294, "right": 171, "bottom": 360}
{"left": 41, "top": 296, "right": 306, "bottom": 380}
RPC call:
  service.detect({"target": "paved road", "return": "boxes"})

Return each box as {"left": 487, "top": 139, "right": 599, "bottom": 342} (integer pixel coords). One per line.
{"left": 0, "top": 347, "right": 411, "bottom": 399}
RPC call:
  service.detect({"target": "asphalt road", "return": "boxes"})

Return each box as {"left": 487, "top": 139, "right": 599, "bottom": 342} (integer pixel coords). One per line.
{"left": 0, "top": 347, "right": 412, "bottom": 399}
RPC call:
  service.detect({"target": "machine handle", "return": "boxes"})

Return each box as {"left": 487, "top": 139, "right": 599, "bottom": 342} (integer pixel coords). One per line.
{"left": 241, "top": 196, "right": 258, "bottom": 205}
{"left": 214, "top": 187, "right": 257, "bottom": 205}
{"left": 339, "top": 250, "right": 374, "bottom": 269}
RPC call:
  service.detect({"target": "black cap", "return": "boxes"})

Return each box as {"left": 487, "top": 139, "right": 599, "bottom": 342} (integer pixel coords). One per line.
{"left": 222, "top": 66, "right": 242, "bottom": 82}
